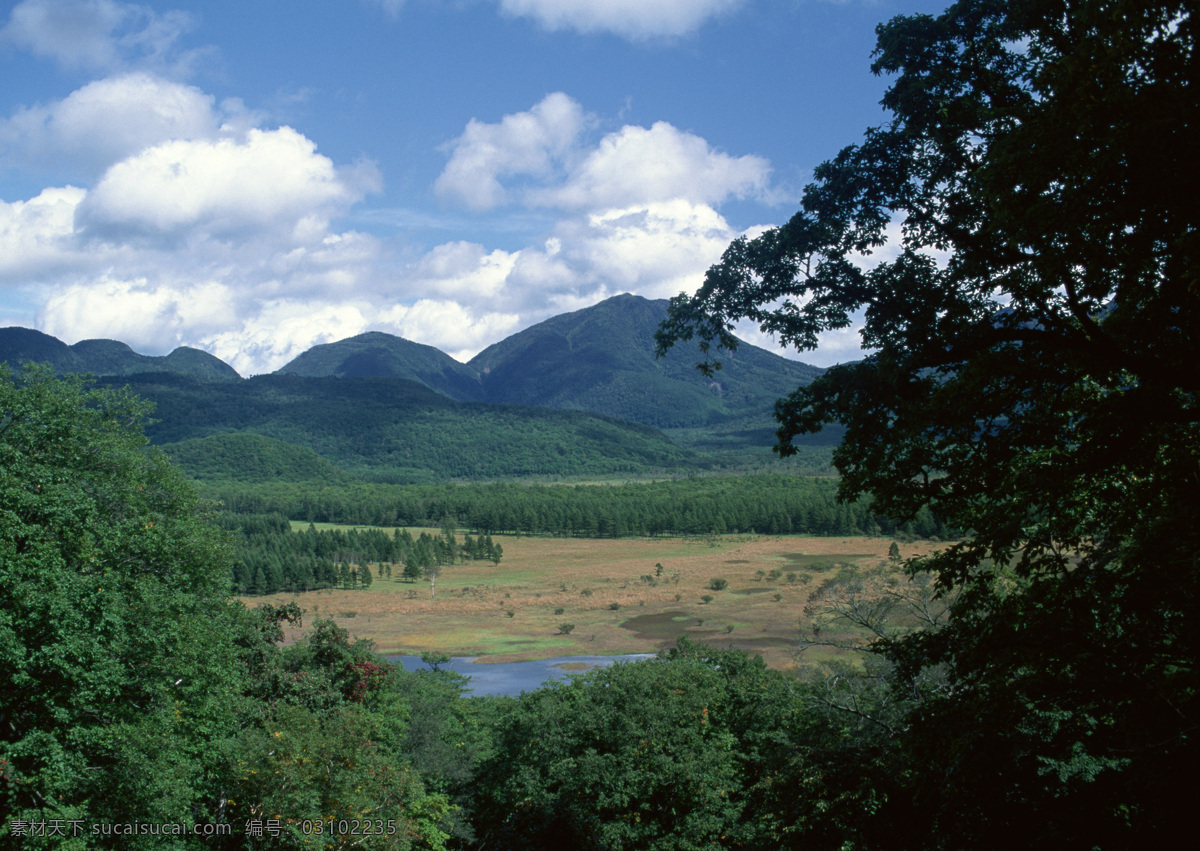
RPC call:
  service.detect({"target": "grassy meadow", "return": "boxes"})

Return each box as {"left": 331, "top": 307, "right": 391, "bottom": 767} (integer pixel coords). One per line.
{"left": 252, "top": 529, "right": 943, "bottom": 670}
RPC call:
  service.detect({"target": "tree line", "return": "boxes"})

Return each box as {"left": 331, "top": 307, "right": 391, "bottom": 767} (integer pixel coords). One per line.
{"left": 220, "top": 513, "right": 503, "bottom": 596}
{"left": 211, "top": 475, "right": 949, "bottom": 541}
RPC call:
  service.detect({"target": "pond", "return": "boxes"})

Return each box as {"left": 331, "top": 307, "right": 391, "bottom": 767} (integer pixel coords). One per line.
{"left": 390, "top": 653, "right": 656, "bottom": 697}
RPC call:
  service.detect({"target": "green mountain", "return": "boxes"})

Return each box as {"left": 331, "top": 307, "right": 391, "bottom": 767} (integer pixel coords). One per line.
{"left": 267, "top": 295, "right": 825, "bottom": 430}
{"left": 0, "top": 327, "right": 240, "bottom": 381}
{"left": 274, "top": 331, "right": 483, "bottom": 400}
{"left": 0, "top": 327, "right": 74, "bottom": 369}
{"left": 469, "top": 294, "right": 824, "bottom": 429}
{"left": 100, "top": 373, "right": 699, "bottom": 482}
{"left": 2, "top": 295, "right": 835, "bottom": 482}
{"left": 159, "top": 433, "right": 354, "bottom": 483}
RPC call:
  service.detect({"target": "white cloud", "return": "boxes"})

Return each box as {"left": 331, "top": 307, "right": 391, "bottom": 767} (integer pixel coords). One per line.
{"left": 532, "top": 121, "right": 770, "bottom": 210}
{"left": 77, "top": 127, "right": 377, "bottom": 241}
{"left": 733, "top": 319, "right": 866, "bottom": 368}
{"left": 39, "top": 276, "right": 236, "bottom": 351}
{"left": 435, "top": 92, "right": 586, "bottom": 211}
{"left": 0, "top": 73, "right": 230, "bottom": 177}
{"left": 388, "top": 200, "right": 750, "bottom": 349}
{"left": 542, "top": 200, "right": 741, "bottom": 298}
{"left": 17, "top": 190, "right": 763, "bottom": 374}
{"left": 1, "top": 0, "right": 207, "bottom": 74}
{"left": 5, "top": 80, "right": 804, "bottom": 376}
{"left": 497, "top": 0, "right": 746, "bottom": 40}
{"left": 377, "top": 299, "right": 523, "bottom": 361}
{"left": 436, "top": 94, "right": 770, "bottom": 213}
{"left": 204, "top": 300, "right": 375, "bottom": 375}
{"left": 198, "top": 297, "right": 523, "bottom": 373}
{"left": 408, "top": 241, "right": 517, "bottom": 300}
{"left": 0, "top": 186, "right": 88, "bottom": 281}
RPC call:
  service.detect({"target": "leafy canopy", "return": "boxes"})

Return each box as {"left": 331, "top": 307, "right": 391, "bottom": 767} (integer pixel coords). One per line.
{"left": 0, "top": 364, "right": 243, "bottom": 843}
{"left": 0, "top": 367, "right": 457, "bottom": 849}
{"left": 658, "top": 0, "right": 1197, "bottom": 845}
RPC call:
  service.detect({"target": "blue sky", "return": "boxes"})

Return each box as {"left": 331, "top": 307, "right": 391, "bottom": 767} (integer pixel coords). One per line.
{"left": 0, "top": 0, "right": 947, "bottom": 374}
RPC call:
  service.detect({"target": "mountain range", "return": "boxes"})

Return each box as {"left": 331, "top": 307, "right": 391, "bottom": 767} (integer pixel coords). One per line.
{"left": 0, "top": 326, "right": 241, "bottom": 381}
{"left": 1, "top": 294, "right": 830, "bottom": 481}
{"left": 274, "top": 294, "right": 823, "bottom": 429}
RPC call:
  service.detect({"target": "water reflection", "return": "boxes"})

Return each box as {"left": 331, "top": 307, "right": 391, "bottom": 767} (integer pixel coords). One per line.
{"left": 391, "top": 654, "right": 655, "bottom": 696}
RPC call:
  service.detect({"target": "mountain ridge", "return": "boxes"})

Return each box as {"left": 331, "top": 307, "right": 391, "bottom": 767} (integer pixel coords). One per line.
{"left": 466, "top": 293, "right": 823, "bottom": 428}
{"left": 1, "top": 295, "right": 835, "bottom": 478}
{"left": 0, "top": 327, "right": 240, "bottom": 381}
{"left": 2, "top": 294, "right": 824, "bottom": 431}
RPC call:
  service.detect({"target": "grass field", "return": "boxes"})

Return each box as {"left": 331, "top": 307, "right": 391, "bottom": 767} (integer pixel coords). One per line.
{"left": 253, "top": 530, "right": 943, "bottom": 670}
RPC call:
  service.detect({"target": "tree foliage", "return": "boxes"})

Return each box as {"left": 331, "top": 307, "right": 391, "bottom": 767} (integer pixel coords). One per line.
{"left": 212, "top": 475, "right": 947, "bottom": 540}
{"left": 0, "top": 367, "right": 457, "bottom": 848}
{"left": 658, "top": 0, "right": 1197, "bottom": 844}
{"left": 471, "top": 640, "right": 875, "bottom": 850}
{"left": 0, "top": 365, "right": 243, "bottom": 844}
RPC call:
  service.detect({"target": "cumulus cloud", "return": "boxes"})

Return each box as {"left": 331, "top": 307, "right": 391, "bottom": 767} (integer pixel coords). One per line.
{"left": 435, "top": 92, "right": 586, "bottom": 211}
{"left": 1, "top": 0, "right": 208, "bottom": 74}
{"left": 0, "top": 68, "right": 388, "bottom": 373}
{"left": 541, "top": 200, "right": 740, "bottom": 297}
{"left": 203, "top": 300, "right": 380, "bottom": 376}
{"left": 7, "top": 82, "right": 791, "bottom": 376}
{"left": 39, "top": 277, "right": 235, "bottom": 350}
{"left": 436, "top": 93, "right": 770, "bottom": 212}
{"left": 0, "top": 186, "right": 88, "bottom": 281}
{"left": 377, "top": 299, "right": 523, "bottom": 361}
{"left": 77, "top": 127, "right": 378, "bottom": 242}
{"left": 497, "top": 0, "right": 746, "bottom": 40}
{"left": 0, "top": 74, "right": 237, "bottom": 178}
{"left": 33, "top": 220, "right": 391, "bottom": 373}
{"left": 532, "top": 121, "right": 770, "bottom": 210}
{"left": 408, "top": 241, "right": 517, "bottom": 300}
{"left": 199, "top": 297, "right": 522, "bottom": 373}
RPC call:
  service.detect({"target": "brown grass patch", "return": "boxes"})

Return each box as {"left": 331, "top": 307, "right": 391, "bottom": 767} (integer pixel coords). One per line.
{"left": 249, "top": 532, "right": 943, "bottom": 671}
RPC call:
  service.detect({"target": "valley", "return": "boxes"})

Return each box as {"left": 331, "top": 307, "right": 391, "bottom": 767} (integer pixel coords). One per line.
{"left": 252, "top": 530, "right": 942, "bottom": 672}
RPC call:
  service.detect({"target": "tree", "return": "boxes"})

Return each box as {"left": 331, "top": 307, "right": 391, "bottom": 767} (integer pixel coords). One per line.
{"left": 0, "top": 366, "right": 245, "bottom": 844}
{"left": 228, "top": 616, "right": 456, "bottom": 848}
{"left": 657, "top": 0, "right": 1197, "bottom": 845}
{"left": 402, "top": 557, "right": 424, "bottom": 584}
{"left": 425, "top": 560, "right": 441, "bottom": 598}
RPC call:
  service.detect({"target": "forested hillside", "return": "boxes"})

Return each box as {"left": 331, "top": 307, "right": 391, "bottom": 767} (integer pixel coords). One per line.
{"left": 275, "top": 331, "right": 485, "bottom": 401}
{"left": 161, "top": 433, "right": 356, "bottom": 484}
{"left": 470, "top": 294, "right": 824, "bottom": 428}
{"left": 99, "top": 373, "right": 699, "bottom": 481}
{"left": 0, "top": 326, "right": 240, "bottom": 380}
{"left": 2, "top": 295, "right": 835, "bottom": 481}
